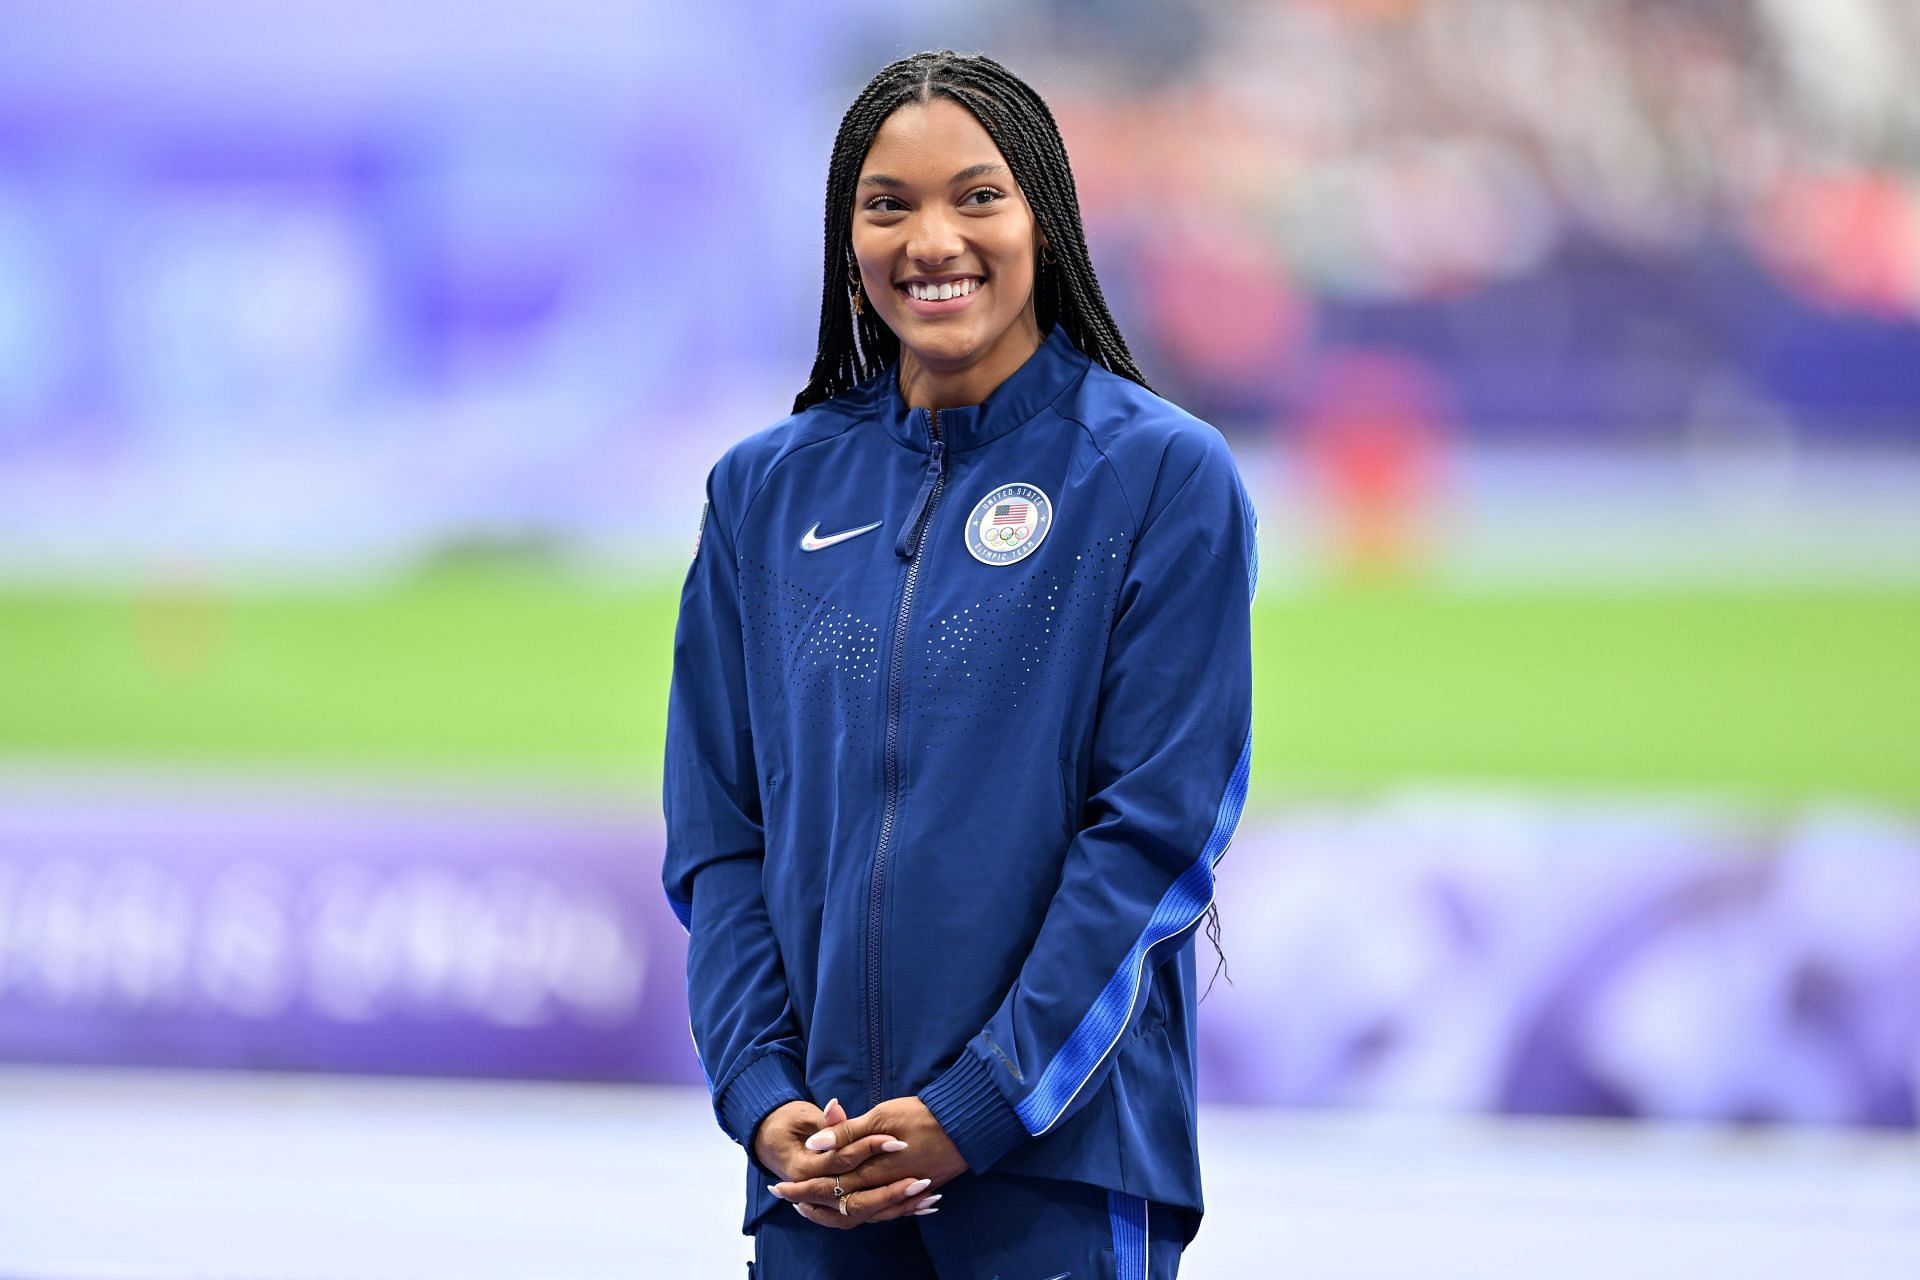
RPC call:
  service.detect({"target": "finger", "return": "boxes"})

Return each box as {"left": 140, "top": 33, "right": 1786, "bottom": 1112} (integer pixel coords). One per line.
{"left": 841, "top": 1175, "right": 935, "bottom": 1221}
{"left": 814, "top": 1100, "right": 885, "bottom": 1153}
{"left": 790, "top": 1201, "right": 855, "bottom": 1232}
{"left": 864, "top": 1188, "right": 943, "bottom": 1223}
{"left": 769, "top": 1175, "right": 836, "bottom": 1208}
{"left": 803, "top": 1113, "right": 867, "bottom": 1153}
{"left": 768, "top": 1169, "right": 859, "bottom": 1208}
{"left": 823, "top": 1134, "right": 906, "bottom": 1174}
{"left": 821, "top": 1097, "right": 848, "bottom": 1126}
{"left": 768, "top": 1156, "right": 924, "bottom": 1211}
{"left": 791, "top": 1176, "right": 935, "bottom": 1229}
{"left": 774, "top": 1134, "right": 903, "bottom": 1191}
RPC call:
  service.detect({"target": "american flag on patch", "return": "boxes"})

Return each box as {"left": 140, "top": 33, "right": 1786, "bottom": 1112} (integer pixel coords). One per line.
{"left": 992, "top": 502, "right": 1030, "bottom": 525}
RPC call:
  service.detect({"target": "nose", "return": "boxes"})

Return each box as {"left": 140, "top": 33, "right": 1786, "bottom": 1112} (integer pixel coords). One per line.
{"left": 905, "top": 204, "right": 964, "bottom": 270}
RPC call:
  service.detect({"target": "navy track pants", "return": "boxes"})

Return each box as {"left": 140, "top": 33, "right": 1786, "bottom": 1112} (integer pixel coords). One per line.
{"left": 750, "top": 1168, "right": 1189, "bottom": 1279}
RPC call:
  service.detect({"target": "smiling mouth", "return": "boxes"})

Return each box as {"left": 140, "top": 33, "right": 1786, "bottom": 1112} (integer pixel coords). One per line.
{"left": 900, "top": 276, "right": 982, "bottom": 301}
{"left": 896, "top": 276, "right": 985, "bottom": 312}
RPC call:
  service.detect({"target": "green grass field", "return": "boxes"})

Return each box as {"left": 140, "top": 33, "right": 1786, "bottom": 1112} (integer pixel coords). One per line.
{"left": 2, "top": 568, "right": 1915, "bottom": 812}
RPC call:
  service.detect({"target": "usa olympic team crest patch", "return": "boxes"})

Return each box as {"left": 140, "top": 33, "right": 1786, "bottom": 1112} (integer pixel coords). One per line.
{"left": 964, "top": 481, "right": 1052, "bottom": 566}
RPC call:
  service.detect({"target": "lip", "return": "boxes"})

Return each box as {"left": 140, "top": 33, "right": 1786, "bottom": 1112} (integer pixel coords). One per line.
{"left": 896, "top": 277, "right": 984, "bottom": 317}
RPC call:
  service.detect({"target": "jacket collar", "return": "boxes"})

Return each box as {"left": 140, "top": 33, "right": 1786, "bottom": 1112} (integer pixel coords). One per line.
{"left": 867, "top": 323, "right": 1090, "bottom": 455}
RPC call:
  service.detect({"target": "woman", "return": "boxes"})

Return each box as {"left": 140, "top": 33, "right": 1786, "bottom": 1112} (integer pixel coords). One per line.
{"left": 663, "top": 50, "right": 1257, "bottom": 1279}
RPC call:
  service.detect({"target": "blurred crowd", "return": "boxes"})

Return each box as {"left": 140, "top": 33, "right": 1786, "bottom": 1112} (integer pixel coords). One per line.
{"left": 0, "top": 0, "right": 1915, "bottom": 571}
{"left": 1040, "top": 0, "right": 1920, "bottom": 436}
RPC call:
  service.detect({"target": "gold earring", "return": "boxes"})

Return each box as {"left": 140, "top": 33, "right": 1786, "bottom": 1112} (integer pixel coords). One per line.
{"left": 1039, "top": 244, "right": 1056, "bottom": 267}
{"left": 847, "top": 266, "right": 864, "bottom": 316}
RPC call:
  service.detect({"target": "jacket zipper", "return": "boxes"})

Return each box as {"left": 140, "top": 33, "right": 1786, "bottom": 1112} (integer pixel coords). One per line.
{"left": 866, "top": 406, "right": 946, "bottom": 1104}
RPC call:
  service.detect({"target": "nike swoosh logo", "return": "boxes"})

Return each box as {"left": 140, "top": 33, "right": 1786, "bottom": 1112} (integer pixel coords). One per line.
{"left": 799, "top": 520, "right": 883, "bottom": 552}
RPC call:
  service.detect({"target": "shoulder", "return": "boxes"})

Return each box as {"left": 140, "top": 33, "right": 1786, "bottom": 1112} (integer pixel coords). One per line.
{"left": 1054, "top": 363, "right": 1248, "bottom": 527}
{"left": 705, "top": 393, "right": 868, "bottom": 531}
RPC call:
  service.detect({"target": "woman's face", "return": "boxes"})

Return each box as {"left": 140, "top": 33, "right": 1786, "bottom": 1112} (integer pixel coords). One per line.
{"left": 851, "top": 96, "right": 1045, "bottom": 386}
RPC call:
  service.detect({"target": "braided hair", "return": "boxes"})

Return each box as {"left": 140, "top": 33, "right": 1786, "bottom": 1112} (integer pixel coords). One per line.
{"left": 792, "top": 49, "right": 1151, "bottom": 414}
{"left": 795, "top": 50, "right": 1231, "bottom": 1001}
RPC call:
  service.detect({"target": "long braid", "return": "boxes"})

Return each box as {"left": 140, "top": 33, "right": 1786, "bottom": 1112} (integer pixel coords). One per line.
{"left": 793, "top": 50, "right": 1152, "bottom": 412}
{"left": 792, "top": 51, "right": 1229, "bottom": 999}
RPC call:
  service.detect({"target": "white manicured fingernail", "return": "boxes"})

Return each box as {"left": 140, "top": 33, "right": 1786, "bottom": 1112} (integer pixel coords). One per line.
{"left": 793, "top": 1203, "right": 807, "bottom": 1215}
{"left": 882, "top": 1139, "right": 909, "bottom": 1152}
{"left": 805, "top": 1130, "right": 836, "bottom": 1151}
{"left": 767, "top": 1184, "right": 783, "bottom": 1199}
{"left": 916, "top": 1194, "right": 941, "bottom": 1209}
{"left": 914, "top": 1207, "right": 939, "bottom": 1215}
{"left": 825, "top": 1097, "right": 838, "bottom": 1111}
{"left": 906, "top": 1178, "right": 932, "bottom": 1195}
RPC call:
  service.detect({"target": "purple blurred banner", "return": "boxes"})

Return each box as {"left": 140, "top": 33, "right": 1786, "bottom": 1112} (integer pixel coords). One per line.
{"left": 1199, "top": 796, "right": 1920, "bottom": 1128}
{"left": 3, "top": 778, "right": 1917, "bottom": 1127}
{"left": 0, "top": 776, "right": 699, "bottom": 1083}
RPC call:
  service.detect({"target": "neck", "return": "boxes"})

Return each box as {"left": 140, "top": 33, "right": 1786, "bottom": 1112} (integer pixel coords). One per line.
{"left": 897, "top": 310, "right": 1044, "bottom": 410}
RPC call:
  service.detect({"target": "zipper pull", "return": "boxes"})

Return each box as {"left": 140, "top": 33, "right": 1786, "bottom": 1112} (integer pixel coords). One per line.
{"left": 894, "top": 422, "right": 946, "bottom": 560}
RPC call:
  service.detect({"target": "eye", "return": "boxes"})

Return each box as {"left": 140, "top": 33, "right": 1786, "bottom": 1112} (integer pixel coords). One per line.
{"left": 962, "top": 187, "right": 1005, "bottom": 206}
{"left": 864, "top": 195, "right": 906, "bottom": 213}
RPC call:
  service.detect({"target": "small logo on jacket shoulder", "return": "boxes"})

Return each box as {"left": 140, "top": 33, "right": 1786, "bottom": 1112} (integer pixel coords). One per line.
{"left": 800, "top": 519, "right": 882, "bottom": 552}
{"left": 964, "top": 482, "right": 1052, "bottom": 566}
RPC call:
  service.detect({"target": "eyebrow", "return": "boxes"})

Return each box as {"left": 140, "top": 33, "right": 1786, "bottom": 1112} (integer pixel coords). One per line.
{"left": 859, "top": 162, "right": 1008, "bottom": 190}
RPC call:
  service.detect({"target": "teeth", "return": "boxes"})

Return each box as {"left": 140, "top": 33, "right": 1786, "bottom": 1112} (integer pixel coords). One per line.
{"left": 906, "top": 278, "right": 979, "bottom": 301}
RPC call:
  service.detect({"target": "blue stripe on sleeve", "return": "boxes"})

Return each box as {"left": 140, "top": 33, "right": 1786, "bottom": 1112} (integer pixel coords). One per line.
{"left": 1015, "top": 726, "right": 1253, "bottom": 1136}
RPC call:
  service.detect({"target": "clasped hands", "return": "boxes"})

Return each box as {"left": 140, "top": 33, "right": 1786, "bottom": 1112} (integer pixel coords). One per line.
{"left": 754, "top": 1095, "right": 966, "bottom": 1229}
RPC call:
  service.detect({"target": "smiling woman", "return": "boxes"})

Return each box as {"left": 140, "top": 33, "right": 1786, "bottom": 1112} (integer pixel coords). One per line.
{"left": 664, "top": 49, "right": 1254, "bottom": 1280}
{"left": 850, "top": 111, "right": 1045, "bottom": 409}
{"left": 794, "top": 52, "right": 1150, "bottom": 415}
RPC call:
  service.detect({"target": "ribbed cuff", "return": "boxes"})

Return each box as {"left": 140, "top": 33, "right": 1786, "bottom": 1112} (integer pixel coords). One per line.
{"left": 716, "top": 1049, "right": 810, "bottom": 1152}
{"left": 918, "top": 1042, "right": 1031, "bottom": 1173}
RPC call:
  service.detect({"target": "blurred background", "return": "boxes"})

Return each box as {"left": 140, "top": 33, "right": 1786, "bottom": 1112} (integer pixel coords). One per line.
{"left": 1, "top": 0, "right": 1917, "bottom": 1276}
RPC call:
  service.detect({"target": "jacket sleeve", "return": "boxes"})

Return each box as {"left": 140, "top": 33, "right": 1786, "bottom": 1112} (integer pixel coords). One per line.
{"left": 917, "top": 423, "right": 1258, "bottom": 1172}
{"left": 661, "top": 461, "right": 810, "bottom": 1156}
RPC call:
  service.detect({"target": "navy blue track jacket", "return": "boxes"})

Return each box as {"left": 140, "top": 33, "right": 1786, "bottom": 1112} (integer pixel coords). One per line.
{"left": 662, "top": 323, "right": 1258, "bottom": 1241}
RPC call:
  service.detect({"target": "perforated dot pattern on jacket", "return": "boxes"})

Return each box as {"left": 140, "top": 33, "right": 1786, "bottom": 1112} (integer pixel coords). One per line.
{"left": 921, "top": 532, "right": 1130, "bottom": 743}
{"left": 738, "top": 554, "right": 881, "bottom": 741}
